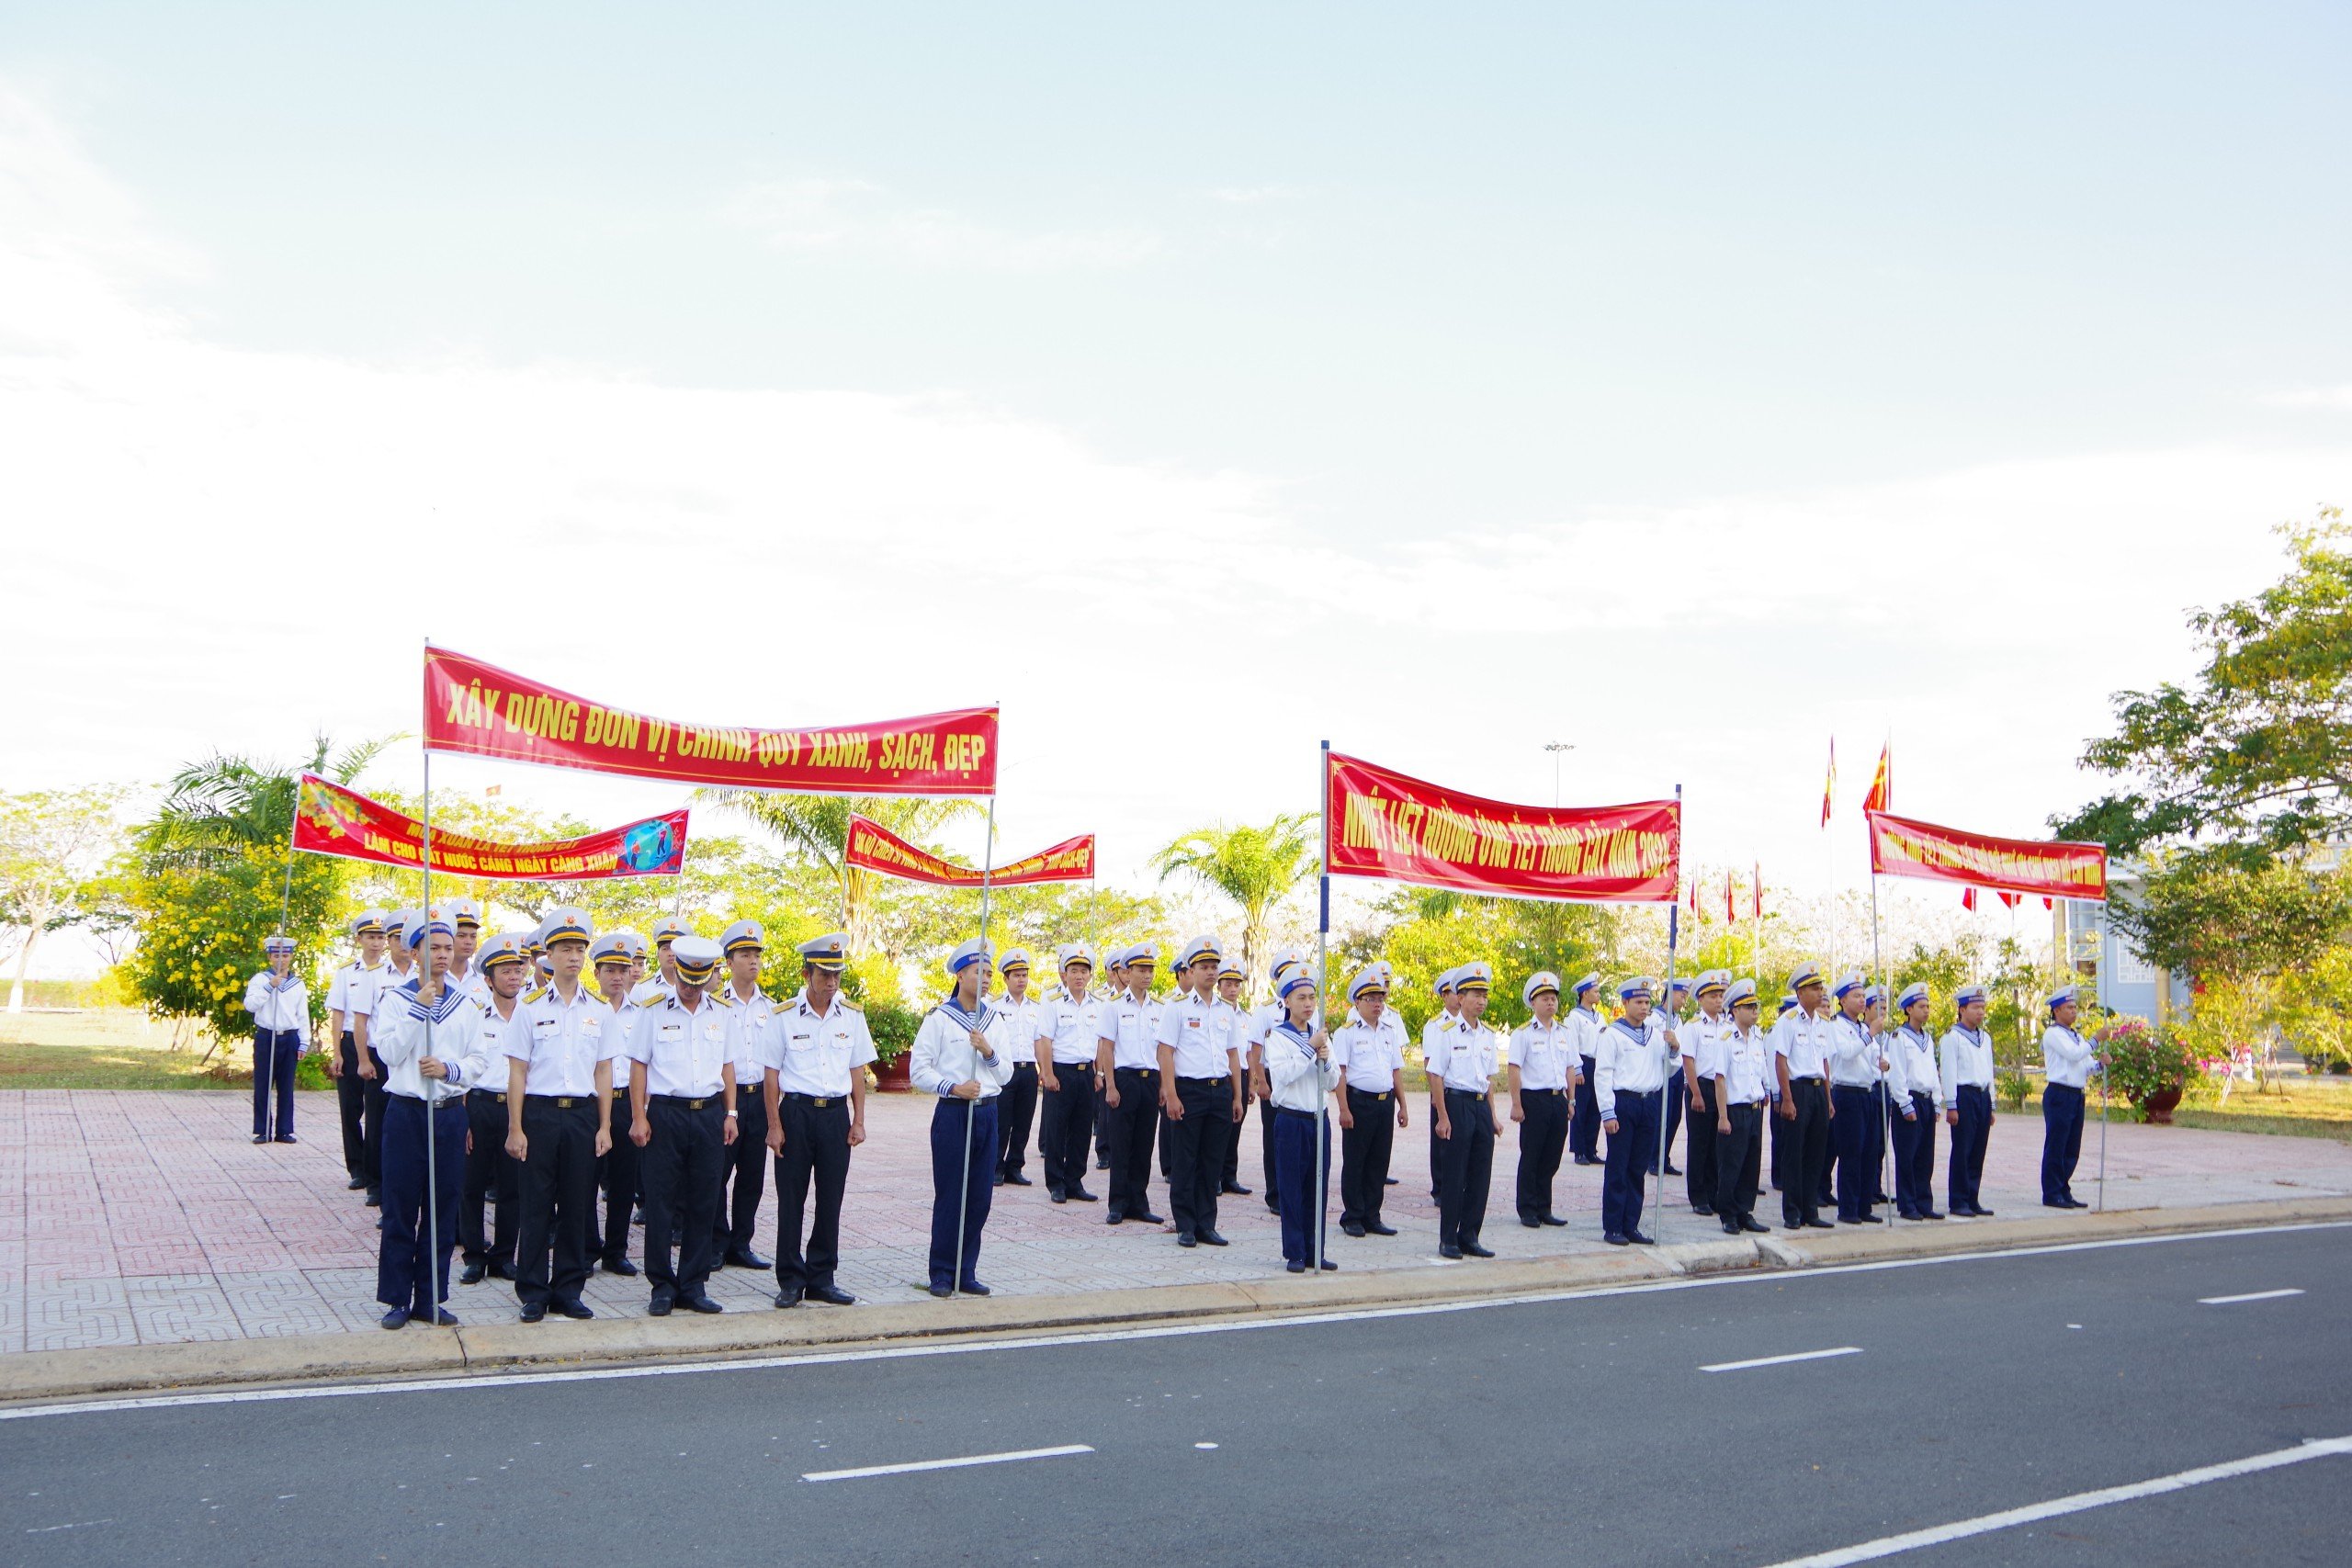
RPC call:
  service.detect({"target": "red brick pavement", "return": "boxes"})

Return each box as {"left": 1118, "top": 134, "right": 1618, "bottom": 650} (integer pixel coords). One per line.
{"left": 3, "top": 1088, "right": 2348, "bottom": 1352}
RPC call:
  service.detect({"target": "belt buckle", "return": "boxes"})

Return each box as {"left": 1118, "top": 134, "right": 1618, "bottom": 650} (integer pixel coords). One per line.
{"left": 1374, "top": 1090, "right": 1388, "bottom": 1101}
{"left": 556, "top": 1097, "right": 574, "bottom": 1109}
{"left": 813, "top": 1096, "right": 831, "bottom": 1108}
{"left": 687, "top": 1098, "right": 705, "bottom": 1111}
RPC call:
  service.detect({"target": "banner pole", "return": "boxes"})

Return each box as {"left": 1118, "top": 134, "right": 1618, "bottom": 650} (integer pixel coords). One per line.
{"left": 1869, "top": 866, "right": 1894, "bottom": 1225}
{"left": 953, "top": 791, "right": 999, "bottom": 1298}
{"left": 2088, "top": 901, "right": 2108, "bottom": 1213}
{"left": 421, "top": 728, "right": 440, "bottom": 1325}
{"left": 1315, "top": 740, "right": 1330, "bottom": 1274}
{"left": 1653, "top": 783, "right": 1681, "bottom": 1235}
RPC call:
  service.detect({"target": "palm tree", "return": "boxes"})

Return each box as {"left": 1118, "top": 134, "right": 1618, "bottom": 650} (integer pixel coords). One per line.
{"left": 703, "top": 790, "right": 979, "bottom": 957}
{"left": 1149, "top": 814, "right": 1317, "bottom": 1000}
{"left": 143, "top": 733, "right": 392, "bottom": 865}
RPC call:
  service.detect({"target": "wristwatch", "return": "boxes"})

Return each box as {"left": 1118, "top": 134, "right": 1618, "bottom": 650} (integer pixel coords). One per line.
{"left": 725, "top": 1110, "right": 739, "bottom": 1119}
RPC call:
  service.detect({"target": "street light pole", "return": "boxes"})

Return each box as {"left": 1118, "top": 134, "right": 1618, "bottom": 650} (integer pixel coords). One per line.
{"left": 1544, "top": 742, "right": 1576, "bottom": 807}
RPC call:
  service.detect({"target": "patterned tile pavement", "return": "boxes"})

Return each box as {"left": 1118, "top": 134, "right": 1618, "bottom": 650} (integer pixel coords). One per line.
{"left": 3, "top": 1088, "right": 2348, "bottom": 1352}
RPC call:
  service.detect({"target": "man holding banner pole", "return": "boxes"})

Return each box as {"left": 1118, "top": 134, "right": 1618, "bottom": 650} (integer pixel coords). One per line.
{"left": 1598, "top": 976, "right": 1668, "bottom": 1247}
{"left": 913, "top": 938, "right": 1012, "bottom": 1296}
{"left": 2040, "top": 987, "right": 2100, "bottom": 1210}
{"left": 374, "top": 911, "right": 486, "bottom": 1328}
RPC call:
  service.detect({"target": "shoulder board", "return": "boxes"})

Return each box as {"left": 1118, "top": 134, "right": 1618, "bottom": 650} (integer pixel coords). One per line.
{"left": 523, "top": 986, "right": 548, "bottom": 1004}
{"left": 838, "top": 999, "right": 863, "bottom": 1012}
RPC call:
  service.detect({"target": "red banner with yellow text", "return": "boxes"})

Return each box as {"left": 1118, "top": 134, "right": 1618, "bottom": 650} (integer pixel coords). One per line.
{"left": 843, "top": 814, "right": 1095, "bottom": 888}
{"left": 1867, "top": 810, "right": 2107, "bottom": 901}
{"left": 424, "top": 646, "right": 998, "bottom": 796}
{"left": 1326, "top": 751, "right": 1679, "bottom": 903}
{"left": 293, "top": 774, "right": 688, "bottom": 881}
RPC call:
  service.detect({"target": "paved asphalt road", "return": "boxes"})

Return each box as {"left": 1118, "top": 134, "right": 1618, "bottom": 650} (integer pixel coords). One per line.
{"left": 5, "top": 1224, "right": 2346, "bottom": 1566}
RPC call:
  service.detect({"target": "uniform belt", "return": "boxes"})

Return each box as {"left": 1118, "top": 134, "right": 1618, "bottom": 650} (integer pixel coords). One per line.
{"left": 525, "top": 1094, "right": 585, "bottom": 1108}
{"left": 1792, "top": 1074, "right": 1826, "bottom": 1084}
{"left": 1350, "top": 1088, "right": 1390, "bottom": 1101}
{"left": 1442, "top": 1085, "right": 1487, "bottom": 1098}
{"left": 1120, "top": 1066, "right": 1158, "bottom": 1077}
{"left": 1176, "top": 1075, "right": 1228, "bottom": 1087}
{"left": 1274, "top": 1106, "right": 1317, "bottom": 1121}
{"left": 650, "top": 1094, "right": 716, "bottom": 1110}
{"left": 781, "top": 1091, "right": 842, "bottom": 1107}
{"left": 1522, "top": 1087, "right": 1565, "bottom": 1096}
{"left": 469, "top": 1089, "right": 507, "bottom": 1103}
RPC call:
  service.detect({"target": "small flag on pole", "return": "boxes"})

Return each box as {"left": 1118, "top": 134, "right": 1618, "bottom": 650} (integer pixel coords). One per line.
{"left": 1996, "top": 891, "right": 2022, "bottom": 910}
{"left": 1752, "top": 862, "right": 1763, "bottom": 920}
{"left": 1724, "top": 871, "right": 1735, "bottom": 924}
{"left": 1862, "top": 739, "right": 1891, "bottom": 816}
{"left": 1821, "top": 739, "right": 1837, "bottom": 828}
{"left": 1962, "top": 886, "right": 1977, "bottom": 911}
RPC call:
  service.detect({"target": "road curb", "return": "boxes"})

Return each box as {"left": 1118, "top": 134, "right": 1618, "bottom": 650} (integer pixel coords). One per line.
{"left": 6, "top": 1194, "right": 2347, "bottom": 1407}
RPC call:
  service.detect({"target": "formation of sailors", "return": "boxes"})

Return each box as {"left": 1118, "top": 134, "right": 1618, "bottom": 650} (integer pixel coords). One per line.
{"left": 280, "top": 917, "right": 2112, "bottom": 1325}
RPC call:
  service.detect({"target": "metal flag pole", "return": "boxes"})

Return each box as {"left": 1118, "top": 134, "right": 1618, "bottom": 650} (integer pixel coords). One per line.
{"left": 259, "top": 789, "right": 302, "bottom": 1139}
{"left": 952, "top": 792, "right": 999, "bottom": 1296}
{"left": 1868, "top": 862, "right": 1894, "bottom": 1225}
{"left": 1314, "top": 741, "right": 1331, "bottom": 1273}
{"left": 1652, "top": 783, "right": 1682, "bottom": 1233}
{"left": 421, "top": 726, "right": 441, "bottom": 1323}
{"left": 2087, "top": 901, "right": 2108, "bottom": 1213}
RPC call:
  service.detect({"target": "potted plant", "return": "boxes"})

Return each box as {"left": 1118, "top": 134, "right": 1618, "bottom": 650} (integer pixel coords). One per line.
{"left": 865, "top": 1000, "right": 920, "bottom": 1092}
{"left": 2098, "top": 1018, "right": 2198, "bottom": 1123}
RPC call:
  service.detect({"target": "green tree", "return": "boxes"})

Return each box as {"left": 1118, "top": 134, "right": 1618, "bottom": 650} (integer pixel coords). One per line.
{"left": 1149, "top": 814, "right": 1317, "bottom": 1001}
{"left": 0, "top": 785, "right": 133, "bottom": 1013}
{"left": 127, "top": 736, "right": 386, "bottom": 1043}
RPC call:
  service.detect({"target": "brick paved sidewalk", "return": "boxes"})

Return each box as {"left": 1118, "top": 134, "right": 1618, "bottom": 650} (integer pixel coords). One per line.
{"left": 5, "top": 1088, "right": 2349, "bottom": 1354}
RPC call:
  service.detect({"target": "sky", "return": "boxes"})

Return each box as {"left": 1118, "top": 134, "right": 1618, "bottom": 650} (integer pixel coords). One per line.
{"left": 4, "top": 4, "right": 2350, "bottom": 974}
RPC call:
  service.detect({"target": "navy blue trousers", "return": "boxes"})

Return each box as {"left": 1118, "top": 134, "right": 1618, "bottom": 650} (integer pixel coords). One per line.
{"left": 252, "top": 1030, "right": 300, "bottom": 1138}
{"left": 1890, "top": 1090, "right": 1938, "bottom": 1216}
{"left": 1662, "top": 1071, "right": 1685, "bottom": 1168}
{"left": 2041, "top": 1083, "right": 2086, "bottom": 1202}
{"left": 1601, "top": 1089, "right": 1661, "bottom": 1238}
{"left": 1949, "top": 1084, "right": 1992, "bottom": 1213}
{"left": 929, "top": 1097, "right": 999, "bottom": 1290}
{"left": 1272, "top": 1108, "right": 1329, "bottom": 1267}
{"left": 1831, "top": 1084, "right": 1879, "bottom": 1220}
{"left": 377, "top": 1096, "right": 466, "bottom": 1315}
{"left": 1569, "top": 1056, "right": 1601, "bottom": 1159}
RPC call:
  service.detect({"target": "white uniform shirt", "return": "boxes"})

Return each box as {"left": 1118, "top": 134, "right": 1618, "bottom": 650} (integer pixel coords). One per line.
{"left": 627, "top": 995, "right": 733, "bottom": 1099}
{"left": 366, "top": 961, "right": 420, "bottom": 1051}
{"left": 377, "top": 979, "right": 492, "bottom": 1104}
{"left": 476, "top": 994, "right": 528, "bottom": 1087}
{"left": 990, "top": 993, "right": 1045, "bottom": 1071}
{"left": 2041, "top": 1022, "right": 2095, "bottom": 1089}
{"left": 242, "top": 971, "right": 310, "bottom": 1041}
{"left": 1036, "top": 991, "right": 1103, "bottom": 1066}
{"left": 1828, "top": 1011, "right": 1883, "bottom": 1088}
{"left": 1939, "top": 1026, "right": 1996, "bottom": 1111}
{"left": 1265, "top": 1020, "right": 1341, "bottom": 1111}
{"left": 1330, "top": 1011, "right": 1405, "bottom": 1093}
{"left": 1426, "top": 1017, "right": 1498, "bottom": 1093}
{"left": 1718, "top": 1025, "right": 1771, "bottom": 1105}
{"left": 912, "top": 1001, "right": 1017, "bottom": 1099}
{"left": 1508, "top": 1017, "right": 1577, "bottom": 1090}
{"left": 1771, "top": 1008, "right": 1838, "bottom": 1079}
{"left": 325, "top": 958, "right": 386, "bottom": 1033}
{"left": 1156, "top": 991, "right": 1239, "bottom": 1080}
{"left": 717, "top": 984, "right": 778, "bottom": 1089}
{"left": 451, "top": 965, "right": 492, "bottom": 1010}
{"left": 1096, "top": 992, "right": 1164, "bottom": 1072}
{"left": 507, "top": 982, "right": 617, "bottom": 1098}
{"left": 1565, "top": 1004, "right": 1604, "bottom": 1063}
{"left": 601, "top": 996, "right": 639, "bottom": 1089}
{"left": 1595, "top": 1016, "right": 1672, "bottom": 1099}
{"left": 1889, "top": 1025, "right": 1939, "bottom": 1107}
{"left": 628, "top": 974, "right": 678, "bottom": 1010}
{"left": 767, "top": 993, "right": 876, "bottom": 1098}
{"left": 1682, "top": 1011, "right": 1733, "bottom": 1086}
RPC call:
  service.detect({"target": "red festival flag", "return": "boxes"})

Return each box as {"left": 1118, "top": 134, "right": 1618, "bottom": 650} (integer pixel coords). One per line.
{"left": 1724, "top": 871, "right": 1736, "bottom": 923}
{"left": 1868, "top": 809, "right": 2108, "bottom": 902}
{"left": 842, "top": 814, "right": 1094, "bottom": 888}
{"left": 1862, "top": 740, "right": 1892, "bottom": 816}
{"left": 1821, "top": 739, "right": 1837, "bottom": 828}
{"left": 292, "top": 773, "right": 687, "bottom": 881}
{"left": 1752, "top": 862, "right": 1764, "bottom": 919}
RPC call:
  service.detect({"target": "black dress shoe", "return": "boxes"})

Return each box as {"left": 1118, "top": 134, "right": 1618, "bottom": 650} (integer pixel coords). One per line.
{"left": 1049, "top": 1189, "right": 1069, "bottom": 1204}
{"left": 808, "top": 1284, "right": 856, "bottom": 1306}
{"left": 1198, "top": 1229, "right": 1229, "bottom": 1247}
{"left": 1286, "top": 1260, "right": 1306, "bottom": 1274}
{"left": 252, "top": 1134, "right": 267, "bottom": 1145}
{"left": 1723, "top": 1219, "right": 1744, "bottom": 1235}
{"left": 1804, "top": 1218, "right": 1838, "bottom": 1230}
{"left": 379, "top": 1308, "right": 410, "bottom": 1330}
{"left": 1602, "top": 1233, "right": 1629, "bottom": 1247}
{"left": 1541, "top": 1215, "right": 1568, "bottom": 1227}
{"left": 1220, "top": 1182, "right": 1251, "bottom": 1196}
{"left": 727, "top": 1248, "right": 772, "bottom": 1270}
{"left": 365, "top": 1190, "right": 382, "bottom": 1208}
{"left": 1006, "top": 1173, "right": 1034, "bottom": 1187}
{"left": 1105, "top": 1212, "right": 1124, "bottom": 1225}
{"left": 276, "top": 1134, "right": 298, "bottom": 1144}
{"left": 488, "top": 1262, "right": 516, "bottom": 1281}
{"left": 1177, "top": 1233, "right": 1198, "bottom": 1247}
{"left": 1265, "top": 1197, "right": 1283, "bottom": 1214}
{"left": 680, "top": 1292, "right": 723, "bottom": 1314}
{"left": 345, "top": 1177, "right": 368, "bottom": 1191}
{"left": 1922, "top": 1210, "right": 1947, "bottom": 1221}
{"left": 1740, "top": 1217, "right": 1770, "bottom": 1234}
{"left": 1521, "top": 1215, "right": 1542, "bottom": 1229}
{"left": 1692, "top": 1204, "right": 1715, "bottom": 1217}
{"left": 1133, "top": 1211, "right": 1168, "bottom": 1226}
{"left": 1663, "top": 1163, "right": 1681, "bottom": 1176}
{"left": 1628, "top": 1231, "right": 1657, "bottom": 1246}
{"left": 648, "top": 1292, "right": 674, "bottom": 1316}
{"left": 1439, "top": 1244, "right": 1464, "bottom": 1259}
{"left": 1574, "top": 1156, "right": 1603, "bottom": 1167}
{"left": 557, "top": 1299, "right": 594, "bottom": 1319}
{"left": 1365, "top": 1222, "right": 1398, "bottom": 1236}
{"left": 431, "top": 1310, "right": 460, "bottom": 1326}
{"left": 602, "top": 1254, "right": 639, "bottom": 1277}
{"left": 775, "top": 1287, "right": 803, "bottom": 1308}
{"left": 1462, "top": 1242, "right": 1495, "bottom": 1258}
{"left": 1341, "top": 1221, "right": 1366, "bottom": 1237}
{"left": 928, "top": 1283, "right": 955, "bottom": 1298}
{"left": 459, "top": 1260, "right": 486, "bottom": 1285}
{"left": 1069, "top": 1187, "right": 1099, "bottom": 1202}
{"left": 519, "top": 1302, "right": 547, "bottom": 1323}
{"left": 1973, "top": 1206, "right": 1996, "bottom": 1217}
{"left": 1846, "top": 1213, "right": 1884, "bottom": 1225}
{"left": 959, "top": 1280, "right": 990, "bottom": 1296}
{"left": 991, "top": 1173, "right": 1007, "bottom": 1187}
{"left": 1383, "top": 1176, "right": 1398, "bottom": 1185}
{"left": 1094, "top": 1157, "right": 1111, "bottom": 1170}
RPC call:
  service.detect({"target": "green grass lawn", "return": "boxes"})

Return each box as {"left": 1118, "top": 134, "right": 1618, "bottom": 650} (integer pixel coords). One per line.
{"left": 2003, "top": 1075, "right": 2352, "bottom": 1143}
{"left": 0, "top": 1009, "right": 253, "bottom": 1090}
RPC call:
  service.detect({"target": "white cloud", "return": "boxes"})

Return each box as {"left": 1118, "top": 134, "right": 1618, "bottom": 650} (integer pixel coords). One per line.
{"left": 2260, "top": 384, "right": 2352, "bottom": 412}
{"left": 721, "top": 176, "right": 1159, "bottom": 270}
{"left": 5, "top": 82, "right": 2347, "bottom": 944}
{"left": 1205, "top": 184, "right": 1297, "bottom": 205}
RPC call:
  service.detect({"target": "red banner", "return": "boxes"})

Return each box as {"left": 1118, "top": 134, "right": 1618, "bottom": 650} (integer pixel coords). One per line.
{"left": 424, "top": 646, "right": 998, "bottom": 796}
{"left": 843, "top": 814, "right": 1095, "bottom": 888}
{"left": 1326, "top": 751, "right": 1679, "bottom": 903}
{"left": 1868, "top": 810, "right": 2108, "bottom": 901}
{"left": 293, "top": 773, "right": 688, "bottom": 881}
